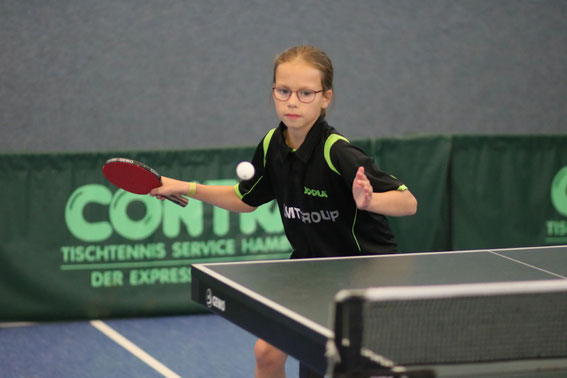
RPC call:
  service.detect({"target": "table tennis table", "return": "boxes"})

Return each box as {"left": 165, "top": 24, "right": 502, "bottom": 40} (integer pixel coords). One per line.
{"left": 191, "top": 245, "right": 567, "bottom": 377}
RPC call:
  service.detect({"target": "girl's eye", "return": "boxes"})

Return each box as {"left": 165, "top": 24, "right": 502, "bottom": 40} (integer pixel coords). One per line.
{"left": 277, "top": 88, "right": 290, "bottom": 95}
{"left": 299, "top": 89, "right": 314, "bottom": 97}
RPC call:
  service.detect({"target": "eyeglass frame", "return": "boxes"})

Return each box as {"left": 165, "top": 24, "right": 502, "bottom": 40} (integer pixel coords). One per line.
{"left": 272, "top": 86, "right": 325, "bottom": 104}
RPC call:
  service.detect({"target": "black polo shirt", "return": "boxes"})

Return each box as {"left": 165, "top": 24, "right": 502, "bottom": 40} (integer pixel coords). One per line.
{"left": 235, "top": 117, "right": 407, "bottom": 258}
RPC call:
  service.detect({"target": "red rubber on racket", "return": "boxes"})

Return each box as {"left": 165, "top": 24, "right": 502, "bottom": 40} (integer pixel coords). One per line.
{"left": 102, "top": 158, "right": 188, "bottom": 207}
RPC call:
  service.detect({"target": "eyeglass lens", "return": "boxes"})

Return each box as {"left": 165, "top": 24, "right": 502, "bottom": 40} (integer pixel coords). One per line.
{"left": 273, "top": 87, "right": 319, "bottom": 103}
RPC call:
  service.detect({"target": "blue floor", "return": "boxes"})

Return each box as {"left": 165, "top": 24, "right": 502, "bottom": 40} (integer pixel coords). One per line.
{"left": 0, "top": 315, "right": 299, "bottom": 377}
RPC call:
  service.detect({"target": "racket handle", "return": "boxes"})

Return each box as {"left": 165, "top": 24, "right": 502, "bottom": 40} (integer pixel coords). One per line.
{"left": 165, "top": 194, "right": 188, "bottom": 207}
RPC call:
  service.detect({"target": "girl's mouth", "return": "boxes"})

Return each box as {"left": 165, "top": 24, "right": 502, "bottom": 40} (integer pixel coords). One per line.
{"left": 285, "top": 114, "right": 301, "bottom": 119}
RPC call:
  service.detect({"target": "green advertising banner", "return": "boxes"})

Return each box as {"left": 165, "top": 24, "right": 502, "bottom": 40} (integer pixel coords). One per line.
{"left": 1, "top": 135, "right": 566, "bottom": 321}
{"left": 0, "top": 148, "right": 292, "bottom": 321}
{"left": 372, "top": 135, "right": 453, "bottom": 253}
{"left": 451, "top": 135, "right": 567, "bottom": 250}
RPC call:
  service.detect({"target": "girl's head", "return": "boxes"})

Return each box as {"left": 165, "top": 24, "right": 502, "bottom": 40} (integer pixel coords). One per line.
{"left": 272, "top": 46, "right": 334, "bottom": 128}
{"left": 273, "top": 45, "right": 334, "bottom": 97}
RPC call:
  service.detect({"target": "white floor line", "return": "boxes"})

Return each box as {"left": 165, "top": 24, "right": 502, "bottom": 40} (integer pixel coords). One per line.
{"left": 90, "top": 320, "right": 181, "bottom": 378}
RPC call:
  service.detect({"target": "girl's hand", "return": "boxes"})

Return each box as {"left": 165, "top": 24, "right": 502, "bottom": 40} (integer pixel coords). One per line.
{"left": 352, "top": 166, "right": 373, "bottom": 210}
{"left": 149, "top": 176, "right": 189, "bottom": 199}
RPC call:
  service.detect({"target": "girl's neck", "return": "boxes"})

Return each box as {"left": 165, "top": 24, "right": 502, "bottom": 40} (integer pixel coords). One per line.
{"left": 283, "top": 117, "right": 322, "bottom": 149}
{"left": 284, "top": 128, "right": 307, "bottom": 150}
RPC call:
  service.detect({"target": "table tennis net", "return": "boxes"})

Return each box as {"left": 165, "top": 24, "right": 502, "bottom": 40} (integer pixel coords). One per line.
{"left": 331, "top": 280, "right": 567, "bottom": 370}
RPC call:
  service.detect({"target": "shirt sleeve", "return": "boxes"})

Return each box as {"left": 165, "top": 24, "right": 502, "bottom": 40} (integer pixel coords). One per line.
{"left": 234, "top": 134, "right": 276, "bottom": 207}
{"left": 330, "top": 140, "right": 407, "bottom": 192}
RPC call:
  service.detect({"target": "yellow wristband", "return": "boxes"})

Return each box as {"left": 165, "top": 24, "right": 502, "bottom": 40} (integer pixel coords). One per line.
{"left": 186, "top": 182, "right": 197, "bottom": 197}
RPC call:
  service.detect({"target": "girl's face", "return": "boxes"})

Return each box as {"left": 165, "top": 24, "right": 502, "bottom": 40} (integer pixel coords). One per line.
{"left": 273, "top": 59, "right": 332, "bottom": 135}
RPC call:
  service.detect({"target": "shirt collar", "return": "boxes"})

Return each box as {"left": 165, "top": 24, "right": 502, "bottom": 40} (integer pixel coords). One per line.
{"left": 276, "top": 116, "right": 326, "bottom": 163}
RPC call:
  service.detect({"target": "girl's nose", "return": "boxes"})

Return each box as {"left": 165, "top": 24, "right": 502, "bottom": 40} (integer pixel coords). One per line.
{"left": 287, "top": 94, "right": 300, "bottom": 106}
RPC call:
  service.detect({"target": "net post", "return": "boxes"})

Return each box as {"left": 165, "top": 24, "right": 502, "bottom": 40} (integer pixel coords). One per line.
{"left": 329, "top": 290, "right": 365, "bottom": 376}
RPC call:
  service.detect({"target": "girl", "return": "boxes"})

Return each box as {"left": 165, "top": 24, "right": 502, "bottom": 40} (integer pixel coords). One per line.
{"left": 151, "top": 45, "right": 417, "bottom": 378}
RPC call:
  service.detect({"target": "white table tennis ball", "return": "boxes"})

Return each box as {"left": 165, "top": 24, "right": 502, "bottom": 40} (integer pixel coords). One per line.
{"left": 236, "top": 161, "right": 255, "bottom": 180}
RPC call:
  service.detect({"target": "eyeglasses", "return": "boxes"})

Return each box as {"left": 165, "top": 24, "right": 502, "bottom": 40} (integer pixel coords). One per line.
{"left": 272, "top": 86, "right": 324, "bottom": 104}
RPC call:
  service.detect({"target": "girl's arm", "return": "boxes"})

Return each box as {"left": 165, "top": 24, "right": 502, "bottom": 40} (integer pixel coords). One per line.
{"left": 352, "top": 167, "right": 417, "bottom": 216}
{"left": 150, "top": 176, "right": 256, "bottom": 213}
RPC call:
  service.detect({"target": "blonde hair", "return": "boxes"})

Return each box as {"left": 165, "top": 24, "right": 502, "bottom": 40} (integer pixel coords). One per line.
{"left": 273, "top": 45, "right": 333, "bottom": 117}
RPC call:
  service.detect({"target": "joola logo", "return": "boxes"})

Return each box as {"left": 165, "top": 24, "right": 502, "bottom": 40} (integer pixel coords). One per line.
{"left": 304, "top": 186, "right": 328, "bottom": 198}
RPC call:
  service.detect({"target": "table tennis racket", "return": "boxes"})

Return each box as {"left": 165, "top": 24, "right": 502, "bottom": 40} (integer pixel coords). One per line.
{"left": 102, "top": 157, "right": 188, "bottom": 207}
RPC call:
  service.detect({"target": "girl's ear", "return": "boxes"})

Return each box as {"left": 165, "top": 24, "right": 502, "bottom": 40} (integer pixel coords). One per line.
{"left": 321, "top": 89, "right": 333, "bottom": 109}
